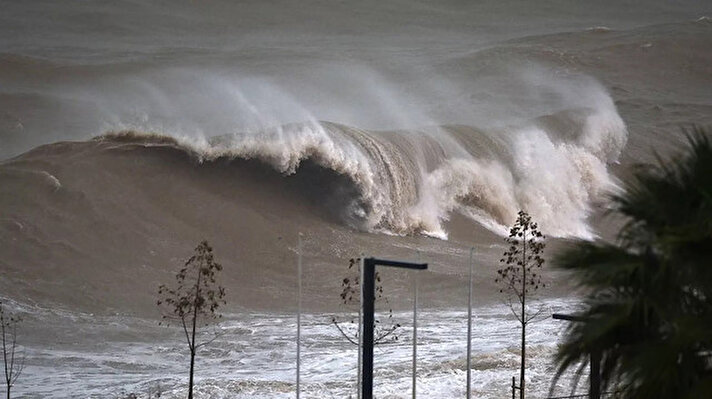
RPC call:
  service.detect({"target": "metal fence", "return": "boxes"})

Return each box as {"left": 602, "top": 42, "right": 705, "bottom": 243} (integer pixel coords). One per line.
{"left": 510, "top": 377, "right": 625, "bottom": 399}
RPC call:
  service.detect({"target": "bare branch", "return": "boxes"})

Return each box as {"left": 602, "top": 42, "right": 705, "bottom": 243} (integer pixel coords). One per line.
{"left": 195, "top": 329, "right": 227, "bottom": 349}
{"left": 524, "top": 303, "right": 547, "bottom": 325}
{"left": 494, "top": 211, "right": 547, "bottom": 397}
{"left": 10, "top": 354, "right": 23, "bottom": 386}
{"left": 0, "top": 303, "right": 23, "bottom": 392}
{"left": 374, "top": 326, "right": 399, "bottom": 344}
{"left": 2, "top": 316, "right": 8, "bottom": 384}
{"left": 333, "top": 257, "right": 402, "bottom": 346}
{"left": 181, "top": 316, "right": 193, "bottom": 351}
{"left": 507, "top": 300, "right": 524, "bottom": 324}
{"left": 157, "top": 240, "right": 227, "bottom": 399}
{"left": 332, "top": 319, "right": 359, "bottom": 346}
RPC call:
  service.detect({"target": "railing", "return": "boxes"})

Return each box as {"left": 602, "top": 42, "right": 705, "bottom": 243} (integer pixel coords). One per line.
{"left": 511, "top": 377, "right": 520, "bottom": 399}
{"left": 510, "top": 377, "right": 625, "bottom": 399}
{"left": 543, "top": 393, "right": 624, "bottom": 399}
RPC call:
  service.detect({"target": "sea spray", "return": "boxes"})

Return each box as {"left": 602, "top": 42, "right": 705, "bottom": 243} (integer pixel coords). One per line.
{"left": 98, "top": 94, "right": 626, "bottom": 240}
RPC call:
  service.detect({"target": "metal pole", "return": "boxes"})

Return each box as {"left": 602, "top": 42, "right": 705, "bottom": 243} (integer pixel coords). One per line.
{"left": 359, "top": 258, "right": 427, "bottom": 399}
{"left": 552, "top": 314, "right": 598, "bottom": 399}
{"left": 412, "top": 265, "right": 418, "bottom": 399}
{"left": 358, "top": 256, "right": 364, "bottom": 399}
{"left": 512, "top": 376, "right": 516, "bottom": 399}
{"left": 590, "top": 350, "right": 601, "bottom": 399}
{"left": 361, "top": 259, "right": 376, "bottom": 399}
{"left": 296, "top": 233, "right": 302, "bottom": 399}
{"left": 466, "top": 247, "right": 474, "bottom": 399}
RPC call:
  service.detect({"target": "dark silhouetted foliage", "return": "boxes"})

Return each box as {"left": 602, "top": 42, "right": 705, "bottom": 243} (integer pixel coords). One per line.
{"left": 552, "top": 127, "right": 712, "bottom": 399}
{"left": 157, "top": 240, "right": 226, "bottom": 399}
{"left": 496, "top": 210, "right": 546, "bottom": 399}
{"left": 0, "top": 302, "right": 23, "bottom": 399}
{"left": 331, "top": 257, "right": 401, "bottom": 345}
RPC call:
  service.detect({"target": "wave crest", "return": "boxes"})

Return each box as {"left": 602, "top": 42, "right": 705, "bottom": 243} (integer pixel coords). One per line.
{"left": 98, "top": 94, "right": 626, "bottom": 240}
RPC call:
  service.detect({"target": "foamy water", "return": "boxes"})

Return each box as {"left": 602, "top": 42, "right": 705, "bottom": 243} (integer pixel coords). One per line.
{"left": 11, "top": 298, "right": 587, "bottom": 398}
{"left": 2, "top": 1, "right": 710, "bottom": 398}
{"left": 100, "top": 82, "right": 627, "bottom": 242}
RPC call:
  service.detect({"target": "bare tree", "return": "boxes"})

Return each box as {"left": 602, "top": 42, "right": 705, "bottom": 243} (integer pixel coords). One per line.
{"left": 331, "top": 258, "right": 401, "bottom": 345}
{"left": 157, "top": 240, "right": 226, "bottom": 399}
{"left": 495, "top": 211, "right": 546, "bottom": 399}
{"left": 0, "top": 303, "right": 23, "bottom": 399}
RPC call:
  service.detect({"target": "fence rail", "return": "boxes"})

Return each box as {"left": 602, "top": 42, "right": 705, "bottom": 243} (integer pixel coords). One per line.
{"left": 544, "top": 393, "right": 624, "bottom": 399}
{"left": 510, "top": 376, "right": 624, "bottom": 399}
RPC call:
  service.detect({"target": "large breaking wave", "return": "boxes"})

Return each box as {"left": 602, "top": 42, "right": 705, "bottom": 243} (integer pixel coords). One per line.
{"left": 99, "top": 77, "right": 626, "bottom": 240}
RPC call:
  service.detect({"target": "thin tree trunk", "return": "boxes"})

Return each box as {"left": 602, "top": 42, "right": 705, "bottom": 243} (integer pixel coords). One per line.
{"left": 188, "top": 348, "right": 195, "bottom": 399}
{"left": 2, "top": 322, "right": 8, "bottom": 391}
{"left": 520, "top": 228, "right": 527, "bottom": 399}
{"left": 520, "top": 320, "right": 525, "bottom": 399}
{"left": 188, "top": 270, "right": 201, "bottom": 399}
{"left": 3, "top": 319, "right": 10, "bottom": 399}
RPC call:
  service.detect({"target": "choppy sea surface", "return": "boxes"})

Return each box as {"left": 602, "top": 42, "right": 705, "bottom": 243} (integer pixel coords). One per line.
{"left": 9, "top": 298, "right": 586, "bottom": 399}
{"left": 1, "top": 1, "right": 711, "bottom": 397}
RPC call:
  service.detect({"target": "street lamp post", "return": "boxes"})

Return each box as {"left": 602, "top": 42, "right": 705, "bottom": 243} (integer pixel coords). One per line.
{"left": 552, "top": 313, "right": 600, "bottom": 399}
{"left": 361, "top": 257, "right": 428, "bottom": 399}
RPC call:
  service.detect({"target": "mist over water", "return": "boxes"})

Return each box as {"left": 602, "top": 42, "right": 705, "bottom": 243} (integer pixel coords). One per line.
{"left": 2, "top": 0, "right": 708, "bottom": 157}
{"left": 1, "top": 0, "right": 711, "bottom": 397}
{"left": 112, "top": 68, "right": 626, "bottom": 240}
{"left": 3, "top": 11, "right": 635, "bottom": 239}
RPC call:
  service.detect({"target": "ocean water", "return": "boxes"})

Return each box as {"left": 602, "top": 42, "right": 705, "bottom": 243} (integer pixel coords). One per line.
{"left": 11, "top": 297, "right": 583, "bottom": 399}
{"left": 1, "top": 0, "right": 711, "bottom": 397}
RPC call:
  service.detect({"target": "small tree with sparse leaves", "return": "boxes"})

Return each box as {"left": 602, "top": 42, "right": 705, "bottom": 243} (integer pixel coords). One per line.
{"left": 331, "top": 258, "right": 401, "bottom": 345}
{"left": 157, "top": 240, "right": 226, "bottom": 399}
{"left": 495, "top": 210, "right": 546, "bottom": 399}
{"left": 1, "top": 303, "right": 23, "bottom": 399}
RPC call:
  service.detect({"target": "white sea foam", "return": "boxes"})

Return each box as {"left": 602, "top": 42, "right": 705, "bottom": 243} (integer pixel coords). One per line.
{"left": 13, "top": 298, "right": 586, "bottom": 399}
{"left": 126, "top": 108, "right": 623, "bottom": 239}
{"left": 40, "top": 170, "right": 62, "bottom": 191}
{"left": 96, "top": 66, "right": 626, "bottom": 240}
{"left": 586, "top": 26, "right": 612, "bottom": 33}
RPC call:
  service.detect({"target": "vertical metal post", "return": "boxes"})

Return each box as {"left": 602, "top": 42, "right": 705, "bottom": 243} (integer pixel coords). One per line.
{"left": 361, "top": 259, "right": 376, "bottom": 399}
{"left": 553, "top": 314, "right": 598, "bottom": 399}
{"left": 512, "top": 377, "right": 516, "bottom": 399}
{"left": 412, "top": 270, "right": 418, "bottom": 399}
{"left": 357, "top": 256, "right": 364, "bottom": 399}
{"left": 296, "top": 233, "right": 302, "bottom": 399}
{"left": 466, "top": 247, "right": 474, "bottom": 399}
{"left": 359, "top": 258, "right": 427, "bottom": 399}
{"left": 590, "top": 350, "right": 601, "bottom": 399}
